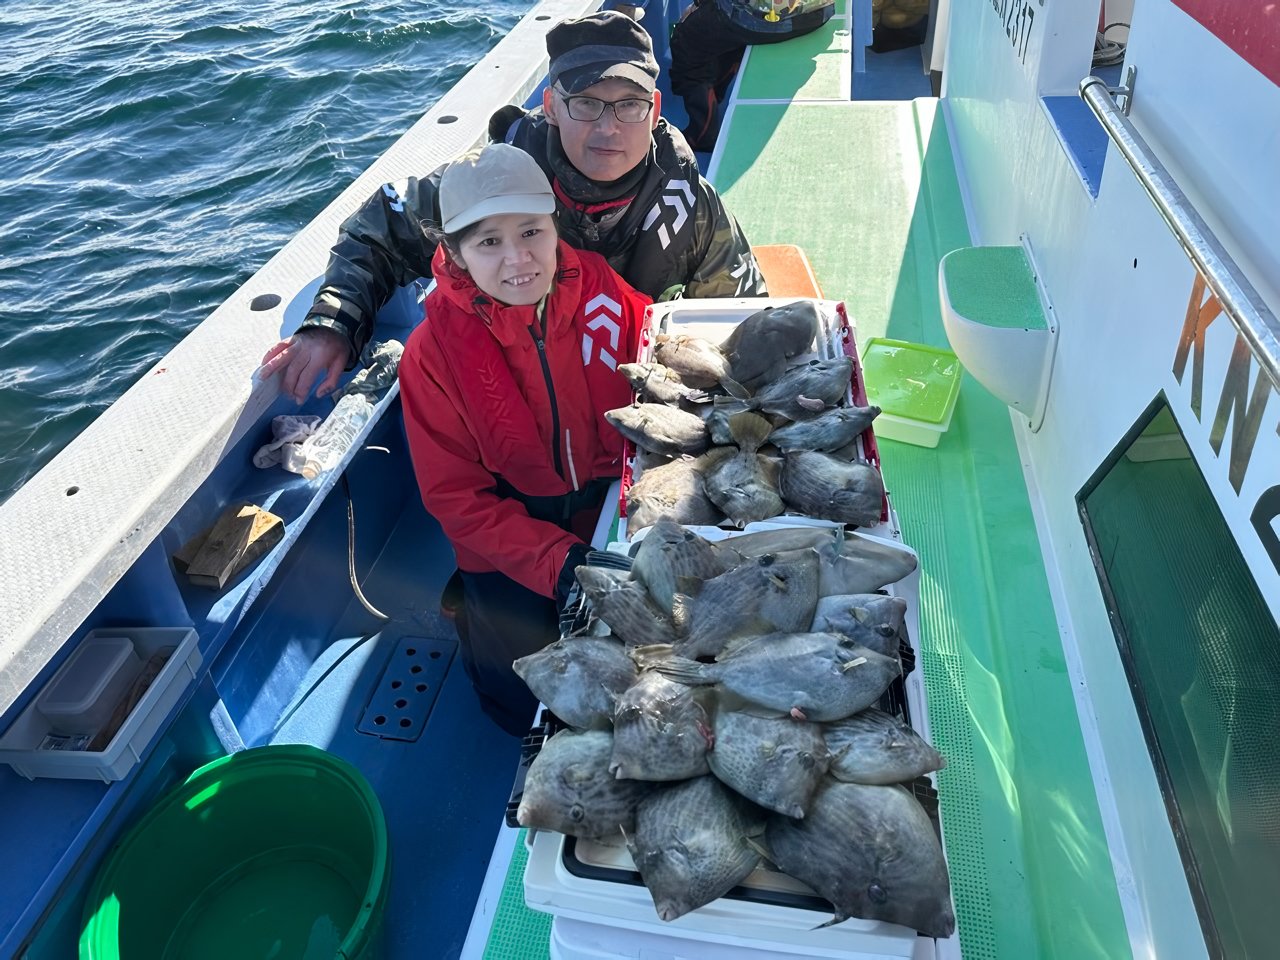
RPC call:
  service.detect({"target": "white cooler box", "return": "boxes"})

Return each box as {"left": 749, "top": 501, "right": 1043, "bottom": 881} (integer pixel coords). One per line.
{"left": 526, "top": 538, "right": 962, "bottom": 960}
{"left": 618, "top": 297, "right": 893, "bottom": 542}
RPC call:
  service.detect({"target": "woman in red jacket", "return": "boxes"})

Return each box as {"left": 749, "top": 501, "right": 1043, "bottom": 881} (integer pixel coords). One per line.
{"left": 399, "top": 143, "right": 650, "bottom": 736}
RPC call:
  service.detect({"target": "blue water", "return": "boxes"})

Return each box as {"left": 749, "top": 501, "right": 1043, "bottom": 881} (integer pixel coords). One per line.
{"left": 0, "top": 0, "right": 530, "bottom": 505}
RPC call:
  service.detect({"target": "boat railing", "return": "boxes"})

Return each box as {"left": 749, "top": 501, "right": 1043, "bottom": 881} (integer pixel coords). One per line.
{"left": 1079, "top": 74, "right": 1280, "bottom": 391}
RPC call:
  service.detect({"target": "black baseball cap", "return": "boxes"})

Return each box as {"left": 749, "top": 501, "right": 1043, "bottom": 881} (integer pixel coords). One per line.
{"left": 546, "top": 11, "right": 659, "bottom": 95}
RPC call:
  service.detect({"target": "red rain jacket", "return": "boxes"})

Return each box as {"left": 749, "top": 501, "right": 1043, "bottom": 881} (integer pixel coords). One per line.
{"left": 400, "top": 240, "right": 650, "bottom": 597}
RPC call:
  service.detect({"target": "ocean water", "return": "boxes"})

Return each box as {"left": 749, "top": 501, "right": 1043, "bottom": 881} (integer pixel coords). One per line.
{"left": 0, "top": 0, "right": 530, "bottom": 505}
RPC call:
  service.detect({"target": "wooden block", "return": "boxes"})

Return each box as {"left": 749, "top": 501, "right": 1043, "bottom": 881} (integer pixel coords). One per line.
{"left": 183, "top": 503, "right": 284, "bottom": 589}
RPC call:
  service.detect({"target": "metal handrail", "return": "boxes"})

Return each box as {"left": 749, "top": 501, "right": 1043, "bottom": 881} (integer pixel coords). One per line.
{"left": 1080, "top": 75, "right": 1280, "bottom": 390}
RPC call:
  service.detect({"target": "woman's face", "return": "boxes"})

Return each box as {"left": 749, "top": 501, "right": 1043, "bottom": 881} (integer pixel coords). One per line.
{"left": 454, "top": 213, "right": 558, "bottom": 306}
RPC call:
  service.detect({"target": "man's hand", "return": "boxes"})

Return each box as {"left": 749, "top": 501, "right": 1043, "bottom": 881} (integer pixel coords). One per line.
{"left": 258, "top": 328, "right": 351, "bottom": 404}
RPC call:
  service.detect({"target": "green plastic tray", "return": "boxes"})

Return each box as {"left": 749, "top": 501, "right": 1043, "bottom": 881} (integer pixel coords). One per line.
{"left": 862, "top": 338, "right": 962, "bottom": 447}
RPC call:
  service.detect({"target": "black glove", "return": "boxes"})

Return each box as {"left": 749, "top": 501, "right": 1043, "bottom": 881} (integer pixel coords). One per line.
{"left": 554, "top": 545, "right": 634, "bottom": 611}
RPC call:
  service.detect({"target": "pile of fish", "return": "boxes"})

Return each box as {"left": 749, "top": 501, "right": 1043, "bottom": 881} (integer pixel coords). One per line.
{"left": 513, "top": 521, "right": 955, "bottom": 938}
{"left": 603, "top": 301, "right": 886, "bottom": 532}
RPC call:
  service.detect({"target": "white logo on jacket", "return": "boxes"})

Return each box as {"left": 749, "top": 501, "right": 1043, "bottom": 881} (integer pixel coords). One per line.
{"left": 582, "top": 293, "right": 621, "bottom": 371}
{"left": 642, "top": 179, "right": 695, "bottom": 250}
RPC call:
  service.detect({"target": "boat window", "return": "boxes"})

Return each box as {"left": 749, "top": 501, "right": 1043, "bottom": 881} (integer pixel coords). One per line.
{"left": 1078, "top": 397, "right": 1280, "bottom": 959}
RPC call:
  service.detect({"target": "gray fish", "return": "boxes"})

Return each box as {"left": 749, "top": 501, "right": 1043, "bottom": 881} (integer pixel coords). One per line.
{"left": 810, "top": 594, "right": 908, "bottom": 658}
{"left": 610, "top": 671, "right": 713, "bottom": 781}
{"left": 708, "top": 709, "right": 829, "bottom": 818}
{"left": 703, "top": 412, "right": 785, "bottom": 526}
{"left": 516, "top": 729, "right": 655, "bottom": 839}
{"left": 627, "top": 776, "right": 766, "bottom": 921}
{"left": 780, "top": 451, "right": 884, "bottom": 526}
{"left": 716, "top": 526, "right": 840, "bottom": 559}
{"left": 768, "top": 405, "right": 880, "bottom": 453}
{"left": 719, "top": 300, "right": 820, "bottom": 389}
{"left": 631, "top": 520, "right": 734, "bottom": 615}
{"left": 766, "top": 779, "right": 955, "bottom": 937}
{"left": 812, "top": 533, "right": 918, "bottom": 596}
{"left": 619, "top": 361, "right": 709, "bottom": 405}
{"left": 653, "top": 333, "right": 734, "bottom": 390}
{"left": 575, "top": 567, "right": 677, "bottom": 647}
{"left": 512, "top": 637, "right": 638, "bottom": 730}
{"left": 717, "top": 357, "right": 853, "bottom": 420}
{"left": 625, "top": 450, "right": 731, "bottom": 533}
{"left": 671, "top": 550, "right": 820, "bottom": 659}
{"left": 824, "top": 709, "right": 946, "bottom": 785}
{"left": 606, "top": 403, "right": 709, "bottom": 457}
{"left": 642, "top": 632, "right": 901, "bottom": 722}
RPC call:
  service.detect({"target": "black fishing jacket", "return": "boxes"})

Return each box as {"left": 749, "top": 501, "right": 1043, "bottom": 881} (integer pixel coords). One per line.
{"left": 302, "top": 110, "right": 765, "bottom": 359}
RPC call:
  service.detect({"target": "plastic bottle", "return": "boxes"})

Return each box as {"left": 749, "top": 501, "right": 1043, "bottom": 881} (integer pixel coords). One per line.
{"left": 284, "top": 393, "right": 374, "bottom": 480}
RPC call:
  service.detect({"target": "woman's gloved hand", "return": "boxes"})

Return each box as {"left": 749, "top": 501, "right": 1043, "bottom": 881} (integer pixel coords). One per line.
{"left": 554, "top": 544, "right": 633, "bottom": 611}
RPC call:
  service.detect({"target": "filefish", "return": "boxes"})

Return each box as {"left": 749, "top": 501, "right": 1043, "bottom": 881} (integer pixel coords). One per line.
{"left": 716, "top": 357, "right": 853, "bottom": 421}
{"left": 670, "top": 550, "right": 820, "bottom": 659}
{"left": 610, "top": 671, "right": 714, "bottom": 781}
{"left": 620, "top": 361, "right": 708, "bottom": 405}
{"left": 624, "top": 449, "right": 731, "bottom": 533}
{"left": 512, "top": 637, "right": 638, "bottom": 730}
{"left": 718, "top": 300, "right": 820, "bottom": 389}
{"left": 768, "top": 405, "right": 881, "bottom": 453}
{"left": 652, "top": 333, "right": 734, "bottom": 390}
{"left": 811, "top": 533, "right": 918, "bottom": 596}
{"left": 630, "top": 520, "right": 733, "bottom": 615}
{"left": 575, "top": 566, "right": 676, "bottom": 648}
{"left": 703, "top": 412, "right": 786, "bottom": 526}
{"left": 606, "top": 403, "right": 709, "bottom": 457}
{"left": 516, "top": 729, "right": 655, "bottom": 839}
{"left": 765, "top": 779, "right": 956, "bottom": 937}
{"left": 810, "top": 594, "right": 909, "bottom": 658}
{"left": 626, "top": 776, "right": 767, "bottom": 921}
{"left": 780, "top": 451, "right": 884, "bottom": 526}
{"left": 640, "top": 632, "right": 901, "bottom": 722}
{"left": 707, "top": 709, "right": 830, "bottom": 818}
{"left": 824, "top": 709, "right": 946, "bottom": 785}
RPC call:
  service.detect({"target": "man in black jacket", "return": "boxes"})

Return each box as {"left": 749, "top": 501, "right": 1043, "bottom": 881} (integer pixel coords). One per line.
{"left": 262, "top": 10, "right": 766, "bottom": 402}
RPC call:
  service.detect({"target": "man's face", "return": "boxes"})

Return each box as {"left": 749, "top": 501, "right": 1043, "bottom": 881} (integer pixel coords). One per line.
{"left": 543, "top": 78, "right": 661, "bottom": 184}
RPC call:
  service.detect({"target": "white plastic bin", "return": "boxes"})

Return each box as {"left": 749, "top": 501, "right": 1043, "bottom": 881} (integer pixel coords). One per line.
{"left": 36, "top": 634, "right": 140, "bottom": 736}
{"left": 0, "top": 627, "right": 202, "bottom": 781}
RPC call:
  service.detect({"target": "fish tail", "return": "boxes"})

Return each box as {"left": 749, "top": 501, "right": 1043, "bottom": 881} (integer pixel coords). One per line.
{"left": 719, "top": 375, "right": 750, "bottom": 399}
{"left": 712, "top": 395, "right": 752, "bottom": 416}
{"left": 727, "top": 411, "right": 772, "bottom": 454}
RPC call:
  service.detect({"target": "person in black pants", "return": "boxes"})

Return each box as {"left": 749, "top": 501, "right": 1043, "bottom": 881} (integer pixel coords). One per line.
{"left": 670, "top": 0, "right": 835, "bottom": 152}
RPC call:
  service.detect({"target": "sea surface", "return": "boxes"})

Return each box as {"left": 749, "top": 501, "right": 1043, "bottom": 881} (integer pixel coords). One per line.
{"left": 0, "top": 0, "right": 530, "bottom": 505}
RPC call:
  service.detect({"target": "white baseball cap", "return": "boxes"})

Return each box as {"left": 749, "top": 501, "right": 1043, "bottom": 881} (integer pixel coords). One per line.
{"left": 439, "top": 143, "right": 556, "bottom": 234}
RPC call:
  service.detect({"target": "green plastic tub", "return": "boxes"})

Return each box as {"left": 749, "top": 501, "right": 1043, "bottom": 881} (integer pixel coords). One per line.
{"left": 80, "top": 745, "right": 389, "bottom": 960}
{"left": 861, "top": 338, "right": 963, "bottom": 448}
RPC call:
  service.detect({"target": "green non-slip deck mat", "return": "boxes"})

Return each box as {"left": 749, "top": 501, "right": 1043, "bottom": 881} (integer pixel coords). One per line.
{"left": 715, "top": 99, "right": 1133, "bottom": 958}
{"left": 482, "top": 830, "right": 551, "bottom": 960}
{"left": 735, "top": 0, "right": 850, "bottom": 101}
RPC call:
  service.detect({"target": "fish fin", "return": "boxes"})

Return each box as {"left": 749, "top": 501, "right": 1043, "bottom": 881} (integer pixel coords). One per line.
{"left": 671, "top": 593, "right": 693, "bottom": 634}
{"left": 852, "top": 606, "right": 870, "bottom": 624}
{"left": 796, "top": 394, "right": 827, "bottom": 411}
{"left": 744, "top": 836, "right": 778, "bottom": 871}
{"left": 628, "top": 643, "right": 675, "bottom": 670}
{"left": 766, "top": 573, "right": 788, "bottom": 590}
{"left": 720, "top": 375, "right": 750, "bottom": 400}
{"left": 840, "top": 656, "right": 869, "bottom": 672}
{"left": 812, "top": 913, "right": 849, "bottom": 931}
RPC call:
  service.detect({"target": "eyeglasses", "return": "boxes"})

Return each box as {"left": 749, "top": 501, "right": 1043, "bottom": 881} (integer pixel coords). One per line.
{"left": 559, "top": 93, "right": 654, "bottom": 123}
